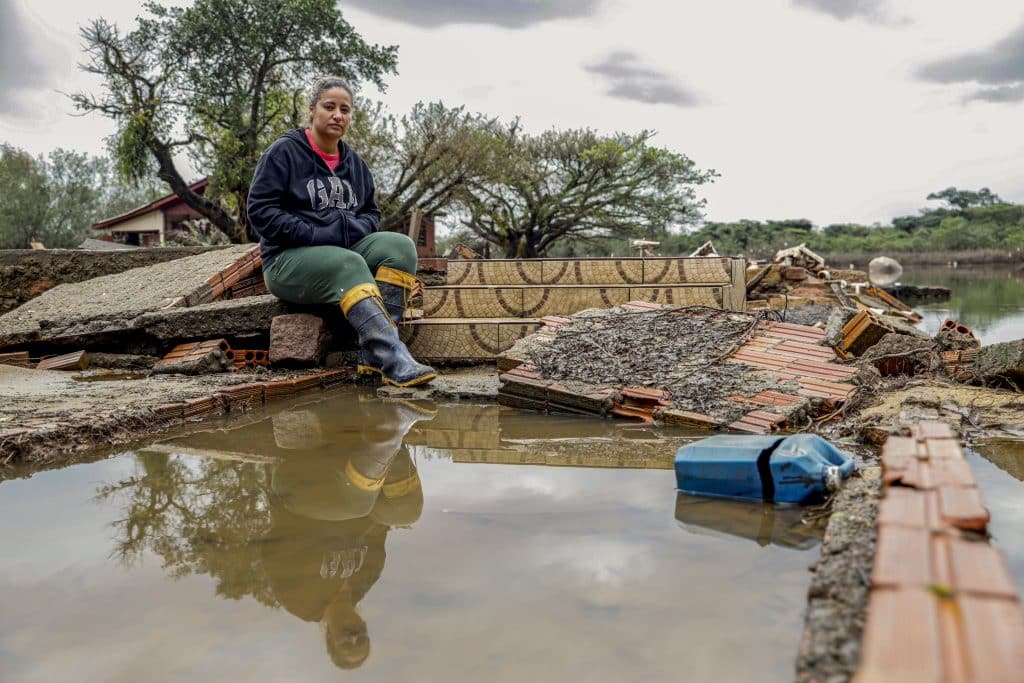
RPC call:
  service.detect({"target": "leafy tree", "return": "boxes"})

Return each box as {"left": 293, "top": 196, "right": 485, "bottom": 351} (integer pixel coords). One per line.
{"left": 44, "top": 149, "right": 108, "bottom": 247}
{"left": 72, "top": 0, "right": 398, "bottom": 242}
{"left": 926, "top": 186, "right": 1005, "bottom": 211}
{"left": 460, "top": 127, "right": 717, "bottom": 257}
{"left": 0, "top": 144, "right": 48, "bottom": 248}
{"left": 96, "top": 451, "right": 278, "bottom": 605}
{"left": 0, "top": 144, "right": 160, "bottom": 249}
{"left": 347, "top": 101, "right": 505, "bottom": 233}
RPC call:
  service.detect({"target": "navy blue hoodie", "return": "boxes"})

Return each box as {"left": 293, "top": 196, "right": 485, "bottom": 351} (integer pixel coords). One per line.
{"left": 248, "top": 128, "right": 380, "bottom": 270}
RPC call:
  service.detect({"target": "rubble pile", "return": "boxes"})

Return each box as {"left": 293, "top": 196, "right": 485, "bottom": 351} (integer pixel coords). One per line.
{"left": 499, "top": 302, "right": 859, "bottom": 430}
{"left": 524, "top": 306, "right": 793, "bottom": 421}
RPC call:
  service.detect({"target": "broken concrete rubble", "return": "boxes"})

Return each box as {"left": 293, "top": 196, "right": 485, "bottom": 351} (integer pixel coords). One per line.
{"left": 0, "top": 245, "right": 259, "bottom": 350}
{"left": 0, "top": 246, "right": 222, "bottom": 315}
{"left": 269, "top": 313, "right": 329, "bottom": 367}
{"left": 973, "top": 339, "right": 1024, "bottom": 384}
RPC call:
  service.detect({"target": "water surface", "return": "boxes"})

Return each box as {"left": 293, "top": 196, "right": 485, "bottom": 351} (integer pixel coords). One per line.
{"left": 902, "top": 264, "right": 1024, "bottom": 343}
{"left": 0, "top": 391, "right": 824, "bottom": 683}
{"left": 904, "top": 264, "right": 1024, "bottom": 588}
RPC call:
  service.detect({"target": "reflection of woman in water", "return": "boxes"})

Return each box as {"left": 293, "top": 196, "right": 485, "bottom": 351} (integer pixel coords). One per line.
{"left": 260, "top": 399, "right": 431, "bottom": 669}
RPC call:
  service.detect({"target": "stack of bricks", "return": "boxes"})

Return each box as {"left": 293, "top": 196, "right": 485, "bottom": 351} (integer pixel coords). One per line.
{"left": 855, "top": 421, "right": 1024, "bottom": 681}
{"left": 188, "top": 246, "right": 265, "bottom": 306}
{"left": 154, "top": 339, "right": 233, "bottom": 372}
{"left": 941, "top": 348, "right": 978, "bottom": 380}
{"left": 841, "top": 310, "right": 895, "bottom": 357}
{"left": 228, "top": 349, "right": 269, "bottom": 370}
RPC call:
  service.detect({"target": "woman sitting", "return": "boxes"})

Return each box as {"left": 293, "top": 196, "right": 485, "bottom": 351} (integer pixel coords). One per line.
{"left": 248, "top": 76, "right": 435, "bottom": 387}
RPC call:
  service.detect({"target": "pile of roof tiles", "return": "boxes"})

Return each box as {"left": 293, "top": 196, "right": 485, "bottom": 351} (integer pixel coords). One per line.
{"left": 499, "top": 301, "right": 858, "bottom": 433}
{"left": 855, "top": 421, "right": 1024, "bottom": 681}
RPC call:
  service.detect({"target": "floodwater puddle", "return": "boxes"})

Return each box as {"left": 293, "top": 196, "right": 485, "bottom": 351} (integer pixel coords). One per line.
{"left": 0, "top": 388, "right": 826, "bottom": 682}
{"left": 970, "top": 438, "right": 1024, "bottom": 589}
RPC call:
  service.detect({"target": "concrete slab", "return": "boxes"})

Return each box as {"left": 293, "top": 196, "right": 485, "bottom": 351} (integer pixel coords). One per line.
{"left": 0, "top": 245, "right": 256, "bottom": 349}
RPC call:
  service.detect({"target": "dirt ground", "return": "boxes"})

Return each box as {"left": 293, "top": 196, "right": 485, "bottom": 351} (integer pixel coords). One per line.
{"left": 795, "top": 468, "right": 881, "bottom": 683}
{"left": 848, "top": 379, "right": 1024, "bottom": 441}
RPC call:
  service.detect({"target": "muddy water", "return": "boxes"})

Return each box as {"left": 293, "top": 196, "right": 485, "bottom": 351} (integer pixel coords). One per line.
{"left": 0, "top": 389, "right": 825, "bottom": 683}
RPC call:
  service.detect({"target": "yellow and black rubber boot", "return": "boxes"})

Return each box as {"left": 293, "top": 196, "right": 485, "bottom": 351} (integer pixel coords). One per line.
{"left": 374, "top": 266, "right": 418, "bottom": 326}
{"left": 341, "top": 283, "right": 436, "bottom": 387}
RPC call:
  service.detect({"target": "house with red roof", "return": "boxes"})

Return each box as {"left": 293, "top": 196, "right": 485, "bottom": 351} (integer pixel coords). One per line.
{"left": 91, "top": 178, "right": 209, "bottom": 247}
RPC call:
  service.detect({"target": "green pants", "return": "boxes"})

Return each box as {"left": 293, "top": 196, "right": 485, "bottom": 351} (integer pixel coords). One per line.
{"left": 264, "top": 232, "right": 417, "bottom": 306}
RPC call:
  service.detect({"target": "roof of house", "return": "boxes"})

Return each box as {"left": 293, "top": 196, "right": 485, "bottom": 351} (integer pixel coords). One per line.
{"left": 78, "top": 238, "right": 140, "bottom": 251}
{"left": 92, "top": 178, "right": 209, "bottom": 230}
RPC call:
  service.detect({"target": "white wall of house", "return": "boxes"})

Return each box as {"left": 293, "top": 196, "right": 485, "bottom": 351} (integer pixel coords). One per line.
{"left": 109, "top": 211, "right": 162, "bottom": 234}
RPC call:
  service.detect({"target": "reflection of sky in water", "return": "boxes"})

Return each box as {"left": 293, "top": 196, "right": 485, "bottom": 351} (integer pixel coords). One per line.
{"left": 0, "top": 397, "right": 823, "bottom": 683}
{"left": 968, "top": 446, "right": 1024, "bottom": 589}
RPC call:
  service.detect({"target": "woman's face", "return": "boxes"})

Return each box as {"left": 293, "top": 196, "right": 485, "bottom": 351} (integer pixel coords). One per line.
{"left": 309, "top": 87, "right": 353, "bottom": 144}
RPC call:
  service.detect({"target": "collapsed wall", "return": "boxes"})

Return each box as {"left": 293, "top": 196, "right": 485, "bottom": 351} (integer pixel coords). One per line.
{"left": 0, "top": 246, "right": 225, "bottom": 314}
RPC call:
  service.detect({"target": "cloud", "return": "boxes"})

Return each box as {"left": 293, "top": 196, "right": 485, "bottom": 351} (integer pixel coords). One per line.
{"left": 918, "top": 24, "right": 1024, "bottom": 85}
{"left": 584, "top": 51, "right": 700, "bottom": 107}
{"left": 917, "top": 23, "right": 1024, "bottom": 105}
{"left": 962, "top": 84, "right": 1024, "bottom": 104}
{"left": 791, "top": 0, "right": 907, "bottom": 25}
{"left": 0, "top": 0, "right": 67, "bottom": 120}
{"left": 340, "top": 0, "right": 603, "bottom": 29}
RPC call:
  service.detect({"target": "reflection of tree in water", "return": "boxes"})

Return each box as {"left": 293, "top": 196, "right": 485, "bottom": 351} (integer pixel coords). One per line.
{"left": 97, "top": 396, "right": 434, "bottom": 669}
{"left": 96, "top": 451, "right": 279, "bottom": 607}
{"left": 907, "top": 267, "right": 1024, "bottom": 333}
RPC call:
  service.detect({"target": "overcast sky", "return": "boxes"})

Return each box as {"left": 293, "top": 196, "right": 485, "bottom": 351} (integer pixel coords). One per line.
{"left": 2, "top": 0, "right": 1024, "bottom": 226}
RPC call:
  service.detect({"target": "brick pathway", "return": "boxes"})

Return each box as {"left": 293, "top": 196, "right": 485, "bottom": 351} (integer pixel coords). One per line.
{"left": 855, "top": 421, "right": 1024, "bottom": 682}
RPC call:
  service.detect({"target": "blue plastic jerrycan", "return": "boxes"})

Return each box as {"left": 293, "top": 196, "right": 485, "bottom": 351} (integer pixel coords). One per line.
{"left": 674, "top": 433, "right": 855, "bottom": 505}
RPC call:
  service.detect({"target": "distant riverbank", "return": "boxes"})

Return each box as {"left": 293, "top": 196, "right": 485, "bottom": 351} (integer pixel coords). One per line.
{"left": 818, "top": 248, "right": 1023, "bottom": 268}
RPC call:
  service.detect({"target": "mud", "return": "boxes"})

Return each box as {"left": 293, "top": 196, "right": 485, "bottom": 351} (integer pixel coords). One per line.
{"left": 852, "top": 379, "right": 1024, "bottom": 441}
{"left": 795, "top": 468, "right": 881, "bottom": 683}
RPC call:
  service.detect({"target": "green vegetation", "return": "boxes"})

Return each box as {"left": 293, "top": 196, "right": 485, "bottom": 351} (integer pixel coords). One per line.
{"left": 9, "top": 0, "right": 1020, "bottom": 261}
{"left": 73, "top": 0, "right": 398, "bottom": 242}
{"left": 545, "top": 189, "right": 1024, "bottom": 261}
{"left": 72, "top": 1, "right": 715, "bottom": 253}
{"left": 0, "top": 144, "right": 163, "bottom": 249}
